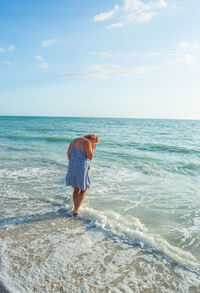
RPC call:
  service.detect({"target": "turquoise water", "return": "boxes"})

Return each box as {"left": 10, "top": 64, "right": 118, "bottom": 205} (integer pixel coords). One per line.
{"left": 0, "top": 116, "right": 200, "bottom": 293}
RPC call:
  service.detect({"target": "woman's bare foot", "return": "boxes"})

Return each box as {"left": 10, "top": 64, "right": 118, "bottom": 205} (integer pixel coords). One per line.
{"left": 72, "top": 210, "right": 78, "bottom": 216}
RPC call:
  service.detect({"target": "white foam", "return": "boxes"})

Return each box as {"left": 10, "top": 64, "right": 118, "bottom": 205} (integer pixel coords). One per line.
{"left": 0, "top": 239, "right": 21, "bottom": 293}
{"left": 0, "top": 167, "right": 52, "bottom": 179}
{"left": 1, "top": 223, "right": 200, "bottom": 293}
{"left": 81, "top": 206, "right": 200, "bottom": 271}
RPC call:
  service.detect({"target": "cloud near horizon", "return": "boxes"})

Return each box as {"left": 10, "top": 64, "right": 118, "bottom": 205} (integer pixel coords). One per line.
{"left": 179, "top": 41, "right": 200, "bottom": 50}
{"left": 57, "top": 64, "right": 157, "bottom": 80}
{"left": 166, "top": 41, "right": 200, "bottom": 64}
{"left": 91, "top": 51, "right": 122, "bottom": 58}
{"left": 94, "top": 0, "right": 168, "bottom": 28}
{"left": 145, "top": 52, "right": 161, "bottom": 57}
{"left": 167, "top": 54, "right": 195, "bottom": 64}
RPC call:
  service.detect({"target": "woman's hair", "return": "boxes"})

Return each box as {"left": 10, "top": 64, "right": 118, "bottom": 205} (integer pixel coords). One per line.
{"left": 83, "top": 134, "right": 100, "bottom": 144}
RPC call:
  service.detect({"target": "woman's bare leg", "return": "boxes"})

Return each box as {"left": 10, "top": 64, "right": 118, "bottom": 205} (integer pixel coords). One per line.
{"left": 73, "top": 187, "right": 81, "bottom": 206}
{"left": 73, "top": 187, "right": 88, "bottom": 214}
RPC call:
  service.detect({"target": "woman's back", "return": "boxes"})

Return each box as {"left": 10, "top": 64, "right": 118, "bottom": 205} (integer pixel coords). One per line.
{"left": 70, "top": 145, "right": 87, "bottom": 161}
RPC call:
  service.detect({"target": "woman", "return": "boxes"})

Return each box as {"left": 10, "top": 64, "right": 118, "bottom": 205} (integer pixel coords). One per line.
{"left": 66, "top": 134, "right": 100, "bottom": 216}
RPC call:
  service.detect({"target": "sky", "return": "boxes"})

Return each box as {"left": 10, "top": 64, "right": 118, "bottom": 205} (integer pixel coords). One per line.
{"left": 0, "top": 0, "right": 200, "bottom": 119}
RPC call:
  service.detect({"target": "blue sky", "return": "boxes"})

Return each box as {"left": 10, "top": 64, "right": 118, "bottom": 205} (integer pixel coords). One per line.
{"left": 0, "top": 0, "right": 200, "bottom": 119}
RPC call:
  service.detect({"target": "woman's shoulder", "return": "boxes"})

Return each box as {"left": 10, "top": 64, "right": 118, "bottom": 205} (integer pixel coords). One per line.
{"left": 82, "top": 138, "right": 92, "bottom": 148}
{"left": 71, "top": 137, "right": 89, "bottom": 149}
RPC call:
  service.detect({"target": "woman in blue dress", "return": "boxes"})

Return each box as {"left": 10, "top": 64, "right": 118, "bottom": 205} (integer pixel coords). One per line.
{"left": 66, "top": 134, "right": 100, "bottom": 216}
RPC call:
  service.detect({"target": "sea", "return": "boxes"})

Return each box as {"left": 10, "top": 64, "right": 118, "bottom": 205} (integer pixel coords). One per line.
{"left": 0, "top": 116, "right": 200, "bottom": 293}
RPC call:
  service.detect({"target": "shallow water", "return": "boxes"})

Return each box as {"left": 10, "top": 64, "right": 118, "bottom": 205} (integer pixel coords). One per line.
{"left": 0, "top": 116, "right": 200, "bottom": 292}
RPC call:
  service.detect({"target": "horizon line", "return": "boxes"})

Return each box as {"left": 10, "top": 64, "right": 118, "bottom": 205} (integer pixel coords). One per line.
{"left": 0, "top": 115, "right": 200, "bottom": 121}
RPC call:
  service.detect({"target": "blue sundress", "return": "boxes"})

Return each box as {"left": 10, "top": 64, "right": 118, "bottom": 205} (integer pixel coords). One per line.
{"left": 66, "top": 145, "right": 91, "bottom": 190}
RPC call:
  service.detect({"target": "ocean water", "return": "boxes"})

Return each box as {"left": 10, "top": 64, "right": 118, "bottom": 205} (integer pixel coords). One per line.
{"left": 0, "top": 116, "right": 200, "bottom": 293}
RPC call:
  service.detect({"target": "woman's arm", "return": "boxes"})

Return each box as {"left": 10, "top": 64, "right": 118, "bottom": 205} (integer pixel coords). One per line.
{"left": 84, "top": 140, "right": 94, "bottom": 160}
{"left": 67, "top": 143, "right": 72, "bottom": 160}
{"left": 91, "top": 141, "right": 96, "bottom": 150}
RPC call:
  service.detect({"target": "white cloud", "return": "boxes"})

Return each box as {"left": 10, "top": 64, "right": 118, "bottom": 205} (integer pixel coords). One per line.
{"left": 0, "top": 45, "right": 15, "bottom": 53}
{"left": 179, "top": 42, "right": 200, "bottom": 50}
{"left": 38, "top": 62, "right": 48, "bottom": 68}
{"left": 151, "top": 0, "right": 168, "bottom": 8}
{"left": 8, "top": 45, "right": 15, "bottom": 52}
{"left": 106, "top": 22, "right": 125, "bottom": 29}
{"left": 34, "top": 55, "right": 48, "bottom": 68}
{"left": 179, "top": 42, "right": 189, "bottom": 48}
{"left": 126, "top": 11, "right": 157, "bottom": 23}
{"left": 145, "top": 52, "right": 161, "bottom": 57}
{"left": 130, "top": 52, "right": 137, "bottom": 57}
{"left": 94, "top": 5, "right": 119, "bottom": 21}
{"left": 123, "top": 0, "right": 167, "bottom": 10}
{"left": 167, "top": 54, "right": 195, "bottom": 64}
{"left": 91, "top": 51, "right": 162, "bottom": 59}
{"left": 42, "top": 39, "right": 57, "bottom": 47}
{"left": 35, "top": 55, "right": 44, "bottom": 61}
{"left": 100, "top": 52, "right": 114, "bottom": 58}
{"left": 101, "top": 52, "right": 122, "bottom": 58}
{"left": 94, "top": 0, "right": 168, "bottom": 27}
{"left": 92, "top": 51, "right": 122, "bottom": 58}
{"left": 3, "top": 61, "right": 11, "bottom": 65}
{"left": 57, "top": 63, "right": 156, "bottom": 80}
